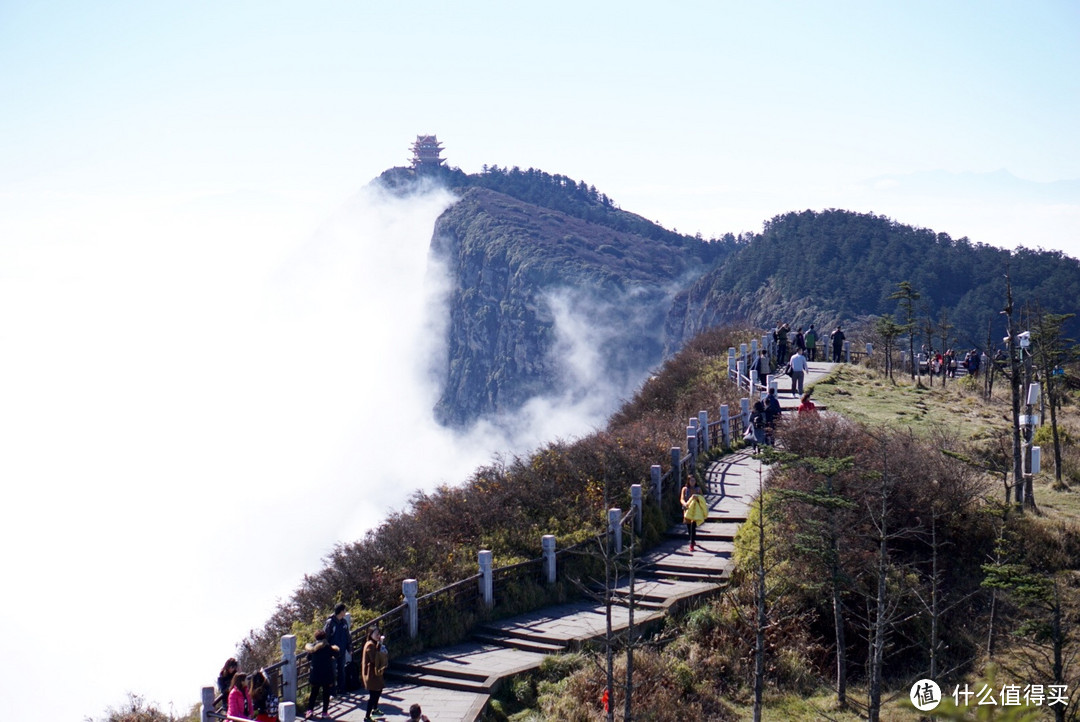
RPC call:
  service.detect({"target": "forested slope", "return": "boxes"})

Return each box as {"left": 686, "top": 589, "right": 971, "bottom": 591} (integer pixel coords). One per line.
{"left": 665, "top": 209, "right": 1080, "bottom": 351}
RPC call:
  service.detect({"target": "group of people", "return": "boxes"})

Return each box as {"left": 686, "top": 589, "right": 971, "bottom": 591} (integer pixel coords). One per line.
{"left": 216, "top": 658, "right": 279, "bottom": 722}
{"left": 771, "top": 322, "right": 846, "bottom": 365}
{"left": 742, "top": 388, "right": 818, "bottom": 453}
{"left": 217, "top": 602, "right": 429, "bottom": 721}
{"left": 919, "top": 347, "right": 982, "bottom": 378}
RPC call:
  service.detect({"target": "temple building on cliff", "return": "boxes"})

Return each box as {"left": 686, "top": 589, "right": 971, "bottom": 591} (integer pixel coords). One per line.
{"left": 410, "top": 135, "right": 446, "bottom": 169}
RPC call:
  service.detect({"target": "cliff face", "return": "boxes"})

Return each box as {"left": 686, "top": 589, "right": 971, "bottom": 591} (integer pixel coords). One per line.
{"left": 430, "top": 187, "right": 707, "bottom": 427}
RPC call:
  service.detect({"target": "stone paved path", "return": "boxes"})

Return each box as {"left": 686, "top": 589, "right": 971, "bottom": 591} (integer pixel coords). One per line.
{"left": 321, "top": 365, "right": 836, "bottom": 720}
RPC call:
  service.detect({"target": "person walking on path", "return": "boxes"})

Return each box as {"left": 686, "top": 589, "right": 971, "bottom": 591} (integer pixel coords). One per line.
{"left": 789, "top": 347, "right": 807, "bottom": 396}
{"left": 681, "top": 475, "right": 707, "bottom": 552}
{"left": 830, "top": 326, "right": 846, "bottom": 362}
{"left": 797, "top": 393, "right": 817, "bottom": 415}
{"left": 361, "top": 627, "right": 389, "bottom": 721}
{"left": 304, "top": 630, "right": 339, "bottom": 720}
{"left": 323, "top": 603, "right": 352, "bottom": 695}
{"left": 805, "top": 325, "right": 818, "bottom": 361}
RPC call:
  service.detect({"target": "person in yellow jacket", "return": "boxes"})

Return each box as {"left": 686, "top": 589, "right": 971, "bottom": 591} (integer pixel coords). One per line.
{"left": 361, "top": 626, "right": 389, "bottom": 720}
{"left": 681, "top": 476, "right": 708, "bottom": 552}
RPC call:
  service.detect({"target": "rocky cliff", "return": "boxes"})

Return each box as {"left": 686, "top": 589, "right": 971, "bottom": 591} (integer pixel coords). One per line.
{"left": 429, "top": 186, "right": 716, "bottom": 427}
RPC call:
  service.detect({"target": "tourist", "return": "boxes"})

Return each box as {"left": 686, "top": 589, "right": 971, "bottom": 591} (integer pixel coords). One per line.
{"left": 227, "top": 672, "right": 253, "bottom": 720}
{"left": 751, "top": 349, "right": 769, "bottom": 390}
{"left": 830, "top": 326, "right": 846, "bottom": 362}
{"left": 746, "top": 401, "right": 767, "bottom": 454}
{"left": 789, "top": 347, "right": 807, "bottom": 396}
{"left": 775, "top": 322, "right": 791, "bottom": 365}
{"left": 362, "top": 627, "right": 389, "bottom": 721}
{"left": 797, "top": 393, "right": 817, "bottom": 415}
{"left": 408, "top": 704, "right": 431, "bottom": 722}
{"left": 217, "top": 658, "right": 239, "bottom": 706}
{"left": 323, "top": 602, "right": 352, "bottom": 694}
{"left": 764, "top": 388, "right": 782, "bottom": 430}
{"left": 304, "top": 630, "right": 338, "bottom": 720}
{"left": 805, "top": 324, "right": 818, "bottom": 361}
{"left": 681, "top": 475, "right": 707, "bottom": 552}
{"left": 250, "top": 670, "right": 280, "bottom": 722}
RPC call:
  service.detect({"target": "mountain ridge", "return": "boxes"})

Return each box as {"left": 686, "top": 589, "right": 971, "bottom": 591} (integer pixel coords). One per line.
{"left": 376, "top": 166, "right": 1080, "bottom": 427}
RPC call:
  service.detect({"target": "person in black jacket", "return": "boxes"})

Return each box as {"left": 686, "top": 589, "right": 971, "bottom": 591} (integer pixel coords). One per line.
{"left": 763, "top": 388, "right": 782, "bottom": 443}
{"left": 305, "top": 630, "right": 339, "bottom": 720}
{"left": 831, "top": 326, "right": 846, "bottom": 362}
{"left": 323, "top": 603, "right": 351, "bottom": 695}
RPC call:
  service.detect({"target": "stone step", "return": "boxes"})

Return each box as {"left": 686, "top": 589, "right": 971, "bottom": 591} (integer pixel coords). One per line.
{"left": 390, "top": 661, "right": 490, "bottom": 684}
{"left": 650, "top": 567, "right": 731, "bottom": 583}
{"left": 383, "top": 669, "right": 491, "bottom": 694}
{"left": 469, "top": 630, "right": 567, "bottom": 655}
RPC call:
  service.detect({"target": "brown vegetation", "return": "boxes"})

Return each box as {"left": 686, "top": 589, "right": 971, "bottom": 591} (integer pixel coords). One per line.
{"left": 239, "top": 325, "right": 758, "bottom": 668}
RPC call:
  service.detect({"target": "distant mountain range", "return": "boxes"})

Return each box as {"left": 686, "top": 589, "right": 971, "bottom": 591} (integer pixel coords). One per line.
{"left": 377, "top": 165, "right": 1080, "bottom": 427}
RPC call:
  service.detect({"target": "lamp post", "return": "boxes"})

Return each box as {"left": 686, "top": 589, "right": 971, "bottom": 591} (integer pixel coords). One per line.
{"left": 1018, "top": 332, "right": 1039, "bottom": 509}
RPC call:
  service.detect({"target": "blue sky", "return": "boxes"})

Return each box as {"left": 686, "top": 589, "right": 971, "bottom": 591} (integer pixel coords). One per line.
{"left": 1, "top": 3, "right": 1078, "bottom": 720}
{"left": 3, "top": 1, "right": 1078, "bottom": 250}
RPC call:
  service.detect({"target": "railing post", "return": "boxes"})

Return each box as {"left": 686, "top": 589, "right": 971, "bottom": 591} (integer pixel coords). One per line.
{"left": 844, "top": 340, "right": 851, "bottom": 363}
{"left": 631, "top": 484, "right": 642, "bottom": 534}
{"left": 737, "top": 360, "right": 747, "bottom": 390}
{"left": 720, "top": 404, "right": 730, "bottom": 448}
{"left": 866, "top": 342, "right": 873, "bottom": 357}
{"left": 281, "top": 634, "right": 297, "bottom": 705}
{"left": 728, "top": 347, "right": 737, "bottom": 380}
{"left": 279, "top": 701, "right": 297, "bottom": 722}
{"left": 402, "top": 579, "right": 419, "bottom": 639}
{"left": 478, "top": 550, "right": 494, "bottom": 608}
{"left": 687, "top": 429, "right": 698, "bottom": 470}
{"left": 542, "top": 534, "right": 557, "bottom": 584}
{"left": 200, "top": 687, "right": 214, "bottom": 722}
{"left": 608, "top": 508, "right": 623, "bottom": 554}
{"left": 699, "top": 410, "right": 710, "bottom": 450}
{"left": 651, "top": 464, "right": 662, "bottom": 504}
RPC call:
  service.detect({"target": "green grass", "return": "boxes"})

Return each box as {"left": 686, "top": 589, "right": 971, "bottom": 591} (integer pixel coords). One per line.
{"left": 811, "top": 365, "right": 1025, "bottom": 442}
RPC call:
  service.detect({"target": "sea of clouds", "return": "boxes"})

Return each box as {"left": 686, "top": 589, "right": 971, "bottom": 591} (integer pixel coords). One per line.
{"left": 0, "top": 180, "right": 635, "bottom": 721}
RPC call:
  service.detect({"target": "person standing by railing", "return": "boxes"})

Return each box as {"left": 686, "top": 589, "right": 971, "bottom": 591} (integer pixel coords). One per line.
{"left": 323, "top": 603, "right": 351, "bottom": 695}
{"left": 227, "top": 672, "right": 253, "bottom": 720}
{"left": 217, "top": 658, "right": 239, "bottom": 706}
{"left": 304, "top": 630, "right": 338, "bottom": 720}
{"left": 805, "top": 324, "right": 818, "bottom": 362}
{"left": 830, "top": 326, "right": 846, "bottom": 362}
{"left": 250, "top": 669, "right": 279, "bottom": 722}
{"left": 750, "top": 349, "right": 769, "bottom": 390}
{"left": 361, "top": 627, "right": 389, "bottom": 721}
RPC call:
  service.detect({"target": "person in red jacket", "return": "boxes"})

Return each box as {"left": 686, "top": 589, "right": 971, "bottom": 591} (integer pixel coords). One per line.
{"left": 227, "top": 672, "right": 253, "bottom": 720}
